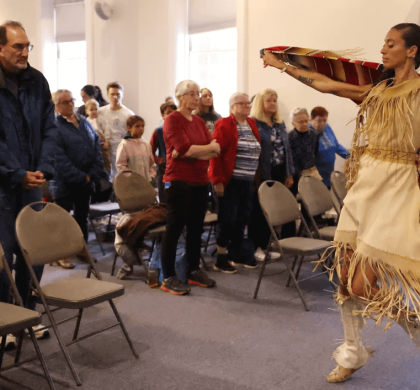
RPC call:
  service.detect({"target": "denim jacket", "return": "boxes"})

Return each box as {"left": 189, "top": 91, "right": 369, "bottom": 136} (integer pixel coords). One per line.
{"left": 254, "top": 118, "right": 295, "bottom": 181}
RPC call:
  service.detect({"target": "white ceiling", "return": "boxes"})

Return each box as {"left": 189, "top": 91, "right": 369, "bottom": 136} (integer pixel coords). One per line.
{"left": 189, "top": 0, "right": 237, "bottom": 34}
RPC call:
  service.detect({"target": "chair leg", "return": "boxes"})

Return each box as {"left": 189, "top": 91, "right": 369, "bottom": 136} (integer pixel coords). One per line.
{"left": 294, "top": 256, "right": 305, "bottom": 281}
{"left": 111, "top": 252, "right": 119, "bottom": 276}
{"left": 88, "top": 215, "right": 106, "bottom": 256}
{"left": 282, "top": 255, "right": 309, "bottom": 311}
{"left": 27, "top": 327, "right": 57, "bottom": 390}
{"left": 253, "top": 245, "right": 270, "bottom": 299}
{"left": 72, "top": 309, "right": 84, "bottom": 341}
{"left": 108, "top": 300, "right": 139, "bottom": 359}
{"left": 44, "top": 307, "right": 82, "bottom": 386}
{"left": 135, "top": 250, "right": 149, "bottom": 276}
{"left": 204, "top": 225, "right": 213, "bottom": 252}
{"left": 14, "top": 331, "right": 24, "bottom": 364}
{"left": 0, "top": 333, "right": 6, "bottom": 369}
{"left": 286, "top": 256, "right": 299, "bottom": 287}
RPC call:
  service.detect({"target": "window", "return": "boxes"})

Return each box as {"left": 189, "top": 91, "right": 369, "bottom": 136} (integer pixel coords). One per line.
{"left": 56, "top": 41, "right": 87, "bottom": 107}
{"left": 189, "top": 28, "right": 237, "bottom": 117}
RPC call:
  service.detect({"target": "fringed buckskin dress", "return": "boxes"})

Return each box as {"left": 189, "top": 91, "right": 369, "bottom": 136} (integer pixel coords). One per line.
{"left": 331, "top": 76, "right": 420, "bottom": 325}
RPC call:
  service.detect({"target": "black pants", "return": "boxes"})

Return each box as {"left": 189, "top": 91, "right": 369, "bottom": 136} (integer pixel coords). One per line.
{"left": 248, "top": 164, "right": 296, "bottom": 250}
{"left": 161, "top": 181, "right": 208, "bottom": 279}
{"left": 216, "top": 178, "right": 254, "bottom": 258}
{"left": 156, "top": 162, "right": 166, "bottom": 203}
{"left": 55, "top": 184, "right": 92, "bottom": 242}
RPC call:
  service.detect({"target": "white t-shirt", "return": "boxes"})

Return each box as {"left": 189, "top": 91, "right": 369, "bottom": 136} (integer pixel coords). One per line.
{"left": 97, "top": 105, "right": 134, "bottom": 150}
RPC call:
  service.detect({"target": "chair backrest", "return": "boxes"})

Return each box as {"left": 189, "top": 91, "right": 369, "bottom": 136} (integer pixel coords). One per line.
{"left": 114, "top": 170, "right": 157, "bottom": 213}
{"left": 298, "top": 175, "right": 334, "bottom": 216}
{"left": 330, "top": 171, "right": 347, "bottom": 205}
{"left": 258, "top": 181, "right": 301, "bottom": 227}
{"left": 16, "top": 202, "right": 85, "bottom": 266}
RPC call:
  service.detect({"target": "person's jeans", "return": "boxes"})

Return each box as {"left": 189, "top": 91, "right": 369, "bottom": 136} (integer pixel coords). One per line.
{"left": 161, "top": 181, "right": 208, "bottom": 279}
{"left": 55, "top": 183, "right": 92, "bottom": 242}
{"left": 216, "top": 178, "right": 253, "bottom": 256}
{"left": 0, "top": 187, "right": 44, "bottom": 310}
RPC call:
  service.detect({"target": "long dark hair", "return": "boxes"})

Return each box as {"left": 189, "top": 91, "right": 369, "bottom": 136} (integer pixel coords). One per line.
{"left": 195, "top": 88, "right": 217, "bottom": 117}
{"left": 81, "top": 85, "right": 108, "bottom": 106}
{"left": 374, "top": 23, "right": 420, "bottom": 85}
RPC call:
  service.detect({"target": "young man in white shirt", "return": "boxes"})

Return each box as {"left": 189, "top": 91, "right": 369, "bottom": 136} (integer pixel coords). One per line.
{"left": 97, "top": 81, "right": 134, "bottom": 180}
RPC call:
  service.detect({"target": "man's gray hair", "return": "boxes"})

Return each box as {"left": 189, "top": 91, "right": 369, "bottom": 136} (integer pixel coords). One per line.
{"left": 229, "top": 92, "right": 248, "bottom": 108}
{"left": 0, "top": 21, "right": 25, "bottom": 46}
{"left": 53, "top": 89, "right": 72, "bottom": 105}
{"left": 290, "top": 107, "right": 309, "bottom": 123}
{"left": 175, "top": 80, "right": 200, "bottom": 101}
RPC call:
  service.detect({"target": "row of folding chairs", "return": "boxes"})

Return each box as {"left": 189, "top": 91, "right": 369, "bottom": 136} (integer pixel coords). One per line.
{"left": 0, "top": 201, "right": 139, "bottom": 389}
{"left": 254, "top": 171, "right": 347, "bottom": 311}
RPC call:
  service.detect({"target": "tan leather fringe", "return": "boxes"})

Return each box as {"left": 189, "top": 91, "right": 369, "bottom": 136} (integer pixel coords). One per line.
{"left": 345, "top": 79, "right": 420, "bottom": 189}
{"left": 315, "top": 242, "right": 420, "bottom": 330}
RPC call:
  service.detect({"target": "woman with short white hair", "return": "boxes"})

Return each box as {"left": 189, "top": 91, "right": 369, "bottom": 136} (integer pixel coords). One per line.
{"left": 288, "top": 107, "right": 321, "bottom": 195}
{"left": 209, "top": 92, "right": 261, "bottom": 272}
{"left": 161, "top": 80, "right": 221, "bottom": 295}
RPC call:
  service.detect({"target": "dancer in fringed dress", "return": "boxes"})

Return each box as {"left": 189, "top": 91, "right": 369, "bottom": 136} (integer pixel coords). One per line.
{"left": 262, "top": 23, "right": 420, "bottom": 383}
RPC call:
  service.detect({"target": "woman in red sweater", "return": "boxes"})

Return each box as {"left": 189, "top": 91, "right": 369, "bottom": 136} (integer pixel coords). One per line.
{"left": 209, "top": 92, "right": 261, "bottom": 272}
{"left": 161, "top": 80, "right": 221, "bottom": 295}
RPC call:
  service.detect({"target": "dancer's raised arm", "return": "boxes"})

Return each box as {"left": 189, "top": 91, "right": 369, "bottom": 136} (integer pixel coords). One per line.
{"left": 261, "top": 51, "right": 372, "bottom": 103}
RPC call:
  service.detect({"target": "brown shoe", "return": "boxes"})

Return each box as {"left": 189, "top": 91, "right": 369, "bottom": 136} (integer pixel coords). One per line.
{"left": 327, "top": 365, "right": 360, "bottom": 383}
{"left": 57, "top": 259, "right": 76, "bottom": 269}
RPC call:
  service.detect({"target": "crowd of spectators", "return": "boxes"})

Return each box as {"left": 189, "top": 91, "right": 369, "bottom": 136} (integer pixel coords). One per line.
{"left": 0, "top": 20, "right": 350, "bottom": 348}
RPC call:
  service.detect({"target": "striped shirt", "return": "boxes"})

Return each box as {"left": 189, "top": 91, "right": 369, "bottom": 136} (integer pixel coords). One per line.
{"left": 232, "top": 123, "right": 261, "bottom": 181}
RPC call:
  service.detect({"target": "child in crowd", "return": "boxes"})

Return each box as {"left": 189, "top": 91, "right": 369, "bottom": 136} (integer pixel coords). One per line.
{"left": 150, "top": 102, "right": 177, "bottom": 202}
{"left": 114, "top": 115, "right": 157, "bottom": 280}
{"left": 115, "top": 115, "right": 156, "bottom": 180}
{"left": 86, "top": 99, "right": 111, "bottom": 174}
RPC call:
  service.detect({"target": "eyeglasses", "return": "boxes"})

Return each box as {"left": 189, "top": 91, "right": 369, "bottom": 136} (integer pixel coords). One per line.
{"left": 183, "top": 92, "right": 200, "bottom": 98}
{"left": 7, "top": 44, "right": 34, "bottom": 53}
{"left": 235, "top": 101, "right": 251, "bottom": 106}
{"left": 59, "top": 98, "right": 76, "bottom": 105}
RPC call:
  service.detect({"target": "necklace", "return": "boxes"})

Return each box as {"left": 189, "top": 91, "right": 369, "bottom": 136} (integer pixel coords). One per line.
{"left": 392, "top": 73, "right": 419, "bottom": 86}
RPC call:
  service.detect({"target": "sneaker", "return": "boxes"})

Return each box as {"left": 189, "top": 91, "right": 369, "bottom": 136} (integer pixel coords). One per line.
{"left": 161, "top": 277, "right": 190, "bottom": 295}
{"left": 254, "top": 247, "right": 266, "bottom": 262}
{"left": 255, "top": 248, "right": 280, "bottom": 262}
{"left": 116, "top": 265, "right": 133, "bottom": 280}
{"left": 213, "top": 254, "right": 238, "bottom": 274}
{"left": 188, "top": 269, "right": 216, "bottom": 287}
{"left": 229, "top": 260, "right": 258, "bottom": 269}
{"left": 2, "top": 334, "right": 16, "bottom": 351}
{"left": 32, "top": 324, "right": 50, "bottom": 340}
{"left": 57, "top": 258, "right": 76, "bottom": 269}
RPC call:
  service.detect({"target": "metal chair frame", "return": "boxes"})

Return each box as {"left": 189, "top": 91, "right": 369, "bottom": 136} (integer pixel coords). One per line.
{"left": 298, "top": 175, "right": 337, "bottom": 241}
{"left": 330, "top": 170, "right": 347, "bottom": 215}
{"left": 110, "top": 170, "right": 165, "bottom": 277}
{"left": 0, "top": 245, "right": 56, "bottom": 390}
{"left": 253, "top": 181, "right": 332, "bottom": 311}
{"left": 15, "top": 202, "right": 139, "bottom": 386}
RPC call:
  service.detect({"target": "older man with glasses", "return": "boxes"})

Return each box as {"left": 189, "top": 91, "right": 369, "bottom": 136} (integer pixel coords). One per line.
{"left": 0, "top": 21, "right": 56, "bottom": 348}
{"left": 209, "top": 92, "right": 261, "bottom": 272}
{"left": 51, "top": 89, "right": 108, "bottom": 258}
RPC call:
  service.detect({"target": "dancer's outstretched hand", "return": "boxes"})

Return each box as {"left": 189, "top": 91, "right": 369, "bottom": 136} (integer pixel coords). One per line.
{"left": 261, "top": 50, "right": 281, "bottom": 68}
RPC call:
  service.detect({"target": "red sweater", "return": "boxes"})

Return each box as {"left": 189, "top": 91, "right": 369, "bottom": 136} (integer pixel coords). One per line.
{"left": 163, "top": 111, "right": 212, "bottom": 185}
{"left": 208, "top": 114, "right": 260, "bottom": 188}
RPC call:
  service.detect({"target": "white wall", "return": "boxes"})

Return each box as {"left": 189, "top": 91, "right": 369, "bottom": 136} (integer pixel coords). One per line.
{"left": 238, "top": 0, "right": 420, "bottom": 171}
{"left": 0, "top": 0, "right": 55, "bottom": 87}
{"left": 85, "top": 0, "right": 188, "bottom": 141}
